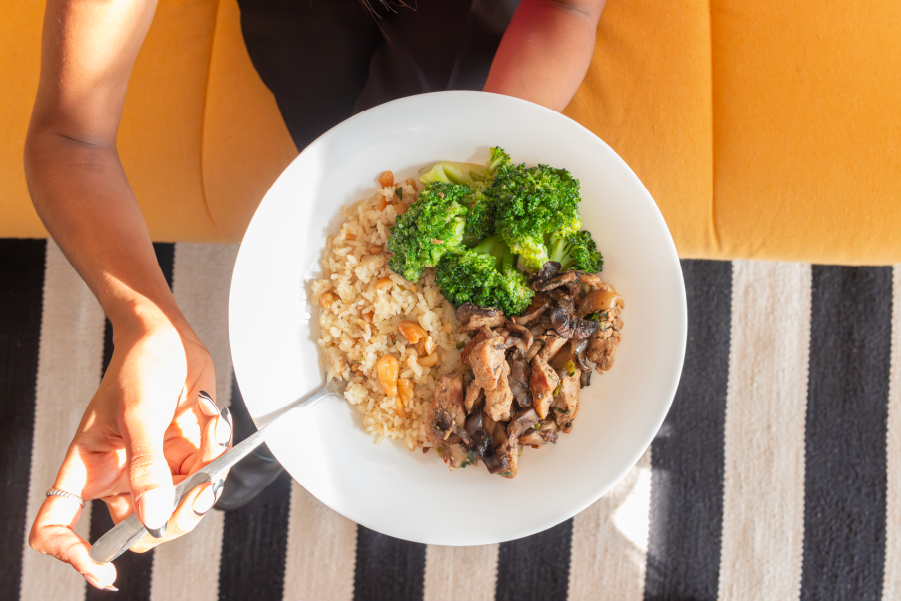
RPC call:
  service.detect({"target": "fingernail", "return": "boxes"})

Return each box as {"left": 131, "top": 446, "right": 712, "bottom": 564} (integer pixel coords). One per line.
{"left": 198, "top": 390, "right": 219, "bottom": 416}
{"left": 212, "top": 478, "right": 225, "bottom": 503}
{"left": 136, "top": 488, "right": 172, "bottom": 534}
{"left": 192, "top": 483, "right": 217, "bottom": 517}
{"left": 215, "top": 407, "right": 232, "bottom": 447}
{"left": 146, "top": 521, "right": 167, "bottom": 539}
{"left": 83, "top": 573, "right": 118, "bottom": 591}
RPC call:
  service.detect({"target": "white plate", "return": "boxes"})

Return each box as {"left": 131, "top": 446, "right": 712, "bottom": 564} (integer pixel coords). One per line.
{"left": 229, "top": 91, "right": 686, "bottom": 546}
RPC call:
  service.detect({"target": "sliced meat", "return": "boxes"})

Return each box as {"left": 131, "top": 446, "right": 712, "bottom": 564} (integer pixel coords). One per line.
{"left": 532, "top": 270, "right": 579, "bottom": 292}
{"left": 588, "top": 330, "right": 622, "bottom": 372}
{"left": 507, "top": 349, "right": 533, "bottom": 407}
{"left": 537, "top": 335, "right": 568, "bottom": 363}
{"left": 426, "top": 372, "right": 475, "bottom": 470}
{"left": 550, "top": 368, "right": 580, "bottom": 433}
{"left": 464, "top": 380, "right": 484, "bottom": 413}
{"left": 470, "top": 337, "right": 508, "bottom": 390}
{"left": 529, "top": 354, "right": 561, "bottom": 419}
{"left": 520, "top": 420, "right": 559, "bottom": 447}
{"left": 461, "top": 329, "right": 490, "bottom": 367}
{"left": 485, "top": 361, "right": 514, "bottom": 421}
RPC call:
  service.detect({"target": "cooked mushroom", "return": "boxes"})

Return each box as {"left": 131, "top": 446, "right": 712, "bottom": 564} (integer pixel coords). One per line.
{"left": 571, "top": 338, "right": 594, "bottom": 372}
{"left": 507, "top": 408, "right": 540, "bottom": 439}
{"left": 464, "top": 411, "right": 493, "bottom": 457}
{"left": 505, "top": 320, "right": 534, "bottom": 352}
{"left": 456, "top": 303, "right": 506, "bottom": 332}
{"left": 530, "top": 261, "right": 561, "bottom": 283}
{"left": 532, "top": 270, "right": 579, "bottom": 292}
{"left": 426, "top": 372, "right": 476, "bottom": 469}
{"left": 550, "top": 306, "right": 601, "bottom": 339}
{"left": 520, "top": 420, "right": 559, "bottom": 447}
{"left": 577, "top": 288, "right": 625, "bottom": 318}
{"left": 507, "top": 348, "right": 533, "bottom": 408}
{"left": 512, "top": 301, "right": 551, "bottom": 326}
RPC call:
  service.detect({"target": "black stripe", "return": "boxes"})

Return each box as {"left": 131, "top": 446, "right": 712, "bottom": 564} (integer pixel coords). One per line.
{"left": 0, "top": 239, "right": 46, "bottom": 599}
{"left": 353, "top": 527, "right": 426, "bottom": 601}
{"left": 88, "top": 243, "right": 175, "bottom": 601}
{"left": 218, "top": 372, "right": 292, "bottom": 601}
{"left": 800, "top": 266, "right": 892, "bottom": 601}
{"left": 495, "top": 519, "right": 573, "bottom": 601}
{"left": 644, "top": 259, "right": 731, "bottom": 600}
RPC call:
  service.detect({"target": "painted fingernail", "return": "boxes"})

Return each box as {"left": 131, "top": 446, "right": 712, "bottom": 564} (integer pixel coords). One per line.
{"left": 146, "top": 521, "right": 167, "bottom": 539}
{"left": 215, "top": 407, "right": 232, "bottom": 447}
{"left": 212, "top": 478, "right": 225, "bottom": 503}
{"left": 83, "top": 573, "right": 118, "bottom": 591}
{"left": 192, "top": 483, "right": 217, "bottom": 517}
{"left": 198, "top": 390, "right": 219, "bottom": 416}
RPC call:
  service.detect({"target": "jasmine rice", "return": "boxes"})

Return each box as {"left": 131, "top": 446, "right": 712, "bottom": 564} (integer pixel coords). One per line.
{"left": 311, "top": 181, "right": 469, "bottom": 449}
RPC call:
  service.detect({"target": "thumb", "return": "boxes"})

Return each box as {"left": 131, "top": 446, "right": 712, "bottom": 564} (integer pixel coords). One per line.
{"left": 121, "top": 411, "right": 175, "bottom": 539}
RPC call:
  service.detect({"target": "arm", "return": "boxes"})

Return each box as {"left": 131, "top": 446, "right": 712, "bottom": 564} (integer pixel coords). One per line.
{"left": 483, "top": 0, "right": 606, "bottom": 111}
{"left": 25, "top": 0, "right": 226, "bottom": 589}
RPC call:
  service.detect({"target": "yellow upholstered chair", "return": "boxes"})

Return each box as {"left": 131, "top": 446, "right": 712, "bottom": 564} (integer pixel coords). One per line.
{"left": 3, "top": 0, "right": 900, "bottom": 265}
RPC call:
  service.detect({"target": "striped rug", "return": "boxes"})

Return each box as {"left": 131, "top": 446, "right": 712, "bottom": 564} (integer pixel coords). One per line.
{"left": 2, "top": 238, "right": 899, "bottom": 601}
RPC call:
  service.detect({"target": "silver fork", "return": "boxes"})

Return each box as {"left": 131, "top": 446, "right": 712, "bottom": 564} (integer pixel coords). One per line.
{"left": 89, "top": 378, "right": 347, "bottom": 563}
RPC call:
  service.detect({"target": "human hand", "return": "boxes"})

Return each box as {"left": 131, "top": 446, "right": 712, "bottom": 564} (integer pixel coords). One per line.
{"left": 28, "top": 315, "right": 231, "bottom": 591}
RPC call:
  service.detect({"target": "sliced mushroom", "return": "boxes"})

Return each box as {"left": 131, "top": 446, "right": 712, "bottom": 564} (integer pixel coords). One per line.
{"left": 520, "top": 420, "right": 559, "bottom": 447}
{"left": 530, "top": 261, "right": 561, "bottom": 283}
{"left": 456, "top": 303, "right": 506, "bottom": 332}
{"left": 550, "top": 306, "right": 601, "bottom": 339}
{"left": 577, "top": 288, "right": 625, "bottom": 318}
{"left": 507, "top": 408, "right": 540, "bottom": 439}
{"left": 507, "top": 348, "right": 533, "bottom": 408}
{"left": 506, "top": 320, "right": 534, "bottom": 352}
{"left": 532, "top": 270, "right": 579, "bottom": 292}
{"left": 512, "top": 300, "right": 551, "bottom": 326}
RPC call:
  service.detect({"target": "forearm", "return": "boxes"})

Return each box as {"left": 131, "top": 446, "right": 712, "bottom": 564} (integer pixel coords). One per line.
{"left": 484, "top": 0, "right": 605, "bottom": 111}
{"left": 24, "top": 133, "right": 182, "bottom": 334}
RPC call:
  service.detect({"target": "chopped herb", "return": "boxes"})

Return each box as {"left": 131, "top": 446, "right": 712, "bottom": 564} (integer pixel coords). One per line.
{"left": 351, "top": 359, "right": 361, "bottom": 365}
{"left": 456, "top": 341, "right": 467, "bottom": 350}
{"left": 437, "top": 444, "right": 445, "bottom": 454}
{"left": 553, "top": 384, "right": 561, "bottom": 397}
{"left": 398, "top": 285, "right": 405, "bottom": 291}
{"left": 500, "top": 470, "right": 512, "bottom": 477}
{"left": 587, "top": 312, "right": 600, "bottom": 322}
{"left": 395, "top": 187, "right": 403, "bottom": 200}
{"left": 564, "top": 360, "right": 576, "bottom": 377}
{"left": 565, "top": 422, "right": 573, "bottom": 428}
{"left": 460, "top": 450, "right": 477, "bottom": 468}
{"left": 533, "top": 422, "right": 541, "bottom": 429}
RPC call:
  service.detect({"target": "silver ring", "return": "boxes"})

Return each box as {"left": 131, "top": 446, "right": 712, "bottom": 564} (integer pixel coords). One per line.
{"left": 46, "top": 488, "right": 86, "bottom": 507}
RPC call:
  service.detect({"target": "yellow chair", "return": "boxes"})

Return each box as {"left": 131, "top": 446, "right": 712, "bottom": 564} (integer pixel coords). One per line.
{"left": 3, "top": 0, "right": 900, "bottom": 265}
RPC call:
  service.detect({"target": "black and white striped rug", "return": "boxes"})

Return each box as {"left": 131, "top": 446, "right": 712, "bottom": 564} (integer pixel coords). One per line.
{"left": 2, "top": 238, "right": 899, "bottom": 601}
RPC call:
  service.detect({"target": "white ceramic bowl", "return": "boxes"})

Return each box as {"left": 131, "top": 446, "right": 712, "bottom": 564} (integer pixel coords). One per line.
{"left": 229, "top": 91, "right": 686, "bottom": 545}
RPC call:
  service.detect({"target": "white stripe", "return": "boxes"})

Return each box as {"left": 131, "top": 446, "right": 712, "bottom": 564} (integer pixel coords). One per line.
{"left": 567, "top": 446, "right": 652, "bottom": 601}
{"left": 883, "top": 265, "right": 901, "bottom": 601}
{"left": 717, "top": 261, "right": 811, "bottom": 601}
{"left": 149, "top": 243, "right": 238, "bottom": 601}
{"left": 149, "top": 512, "right": 225, "bottom": 601}
{"left": 171, "top": 243, "right": 240, "bottom": 406}
{"left": 21, "top": 240, "right": 105, "bottom": 601}
{"left": 282, "top": 480, "right": 357, "bottom": 601}
{"left": 423, "top": 544, "right": 499, "bottom": 601}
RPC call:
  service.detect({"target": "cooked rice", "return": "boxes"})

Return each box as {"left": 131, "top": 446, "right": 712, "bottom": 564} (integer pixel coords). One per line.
{"left": 311, "top": 183, "right": 468, "bottom": 449}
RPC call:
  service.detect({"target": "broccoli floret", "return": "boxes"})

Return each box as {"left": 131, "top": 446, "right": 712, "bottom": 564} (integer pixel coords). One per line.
{"left": 488, "top": 160, "right": 582, "bottom": 270}
{"left": 485, "top": 146, "right": 511, "bottom": 178}
{"left": 387, "top": 183, "right": 470, "bottom": 282}
{"left": 419, "top": 162, "right": 488, "bottom": 188}
{"left": 434, "top": 235, "right": 534, "bottom": 315}
{"left": 461, "top": 189, "right": 497, "bottom": 247}
{"left": 548, "top": 230, "right": 604, "bottom": 272}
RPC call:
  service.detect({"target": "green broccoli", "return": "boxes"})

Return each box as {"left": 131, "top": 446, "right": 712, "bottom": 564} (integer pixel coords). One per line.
{"left": 547, "top": 230, "right": 604, "bottom": 272}
{"left": 387, "top": 183, "right": 470, "bottom": 282}
{"left": 461, "top": 189, "right": 496, "bottom": 247}
{"left": 419, "top": 162, "right": 488, "bottom": 188}
{"left": 487, "top": 158, "right": 582, "bottom": 270}
{"left": 435, "top": 235, "right": 534, "bottom": 315}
